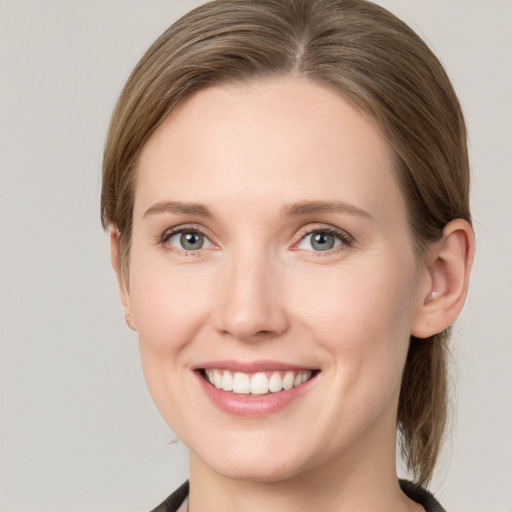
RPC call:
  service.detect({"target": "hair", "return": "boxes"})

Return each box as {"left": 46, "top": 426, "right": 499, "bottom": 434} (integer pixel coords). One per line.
{"left": 101, "top": 0, "right": 470, "bottom": 486}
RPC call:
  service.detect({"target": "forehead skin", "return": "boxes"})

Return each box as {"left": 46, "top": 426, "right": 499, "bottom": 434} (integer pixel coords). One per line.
{"left": 133, "top": 77, "right": 406, "bottom": 241}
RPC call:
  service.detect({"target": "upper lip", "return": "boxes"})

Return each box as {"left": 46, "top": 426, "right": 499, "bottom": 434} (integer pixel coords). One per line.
{"left": 193, "top": 360, "right": 317, "bottom": 373}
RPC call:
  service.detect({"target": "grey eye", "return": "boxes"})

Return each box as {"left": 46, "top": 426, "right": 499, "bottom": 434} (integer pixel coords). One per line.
{"left": 298, "top": 230, "right": 342, "bottom": 252}
{"left": 181, "top": 232, "right": 204, "bottom": 250}
{"left": 168, "top": 230, "right": 212, "bottom": 251}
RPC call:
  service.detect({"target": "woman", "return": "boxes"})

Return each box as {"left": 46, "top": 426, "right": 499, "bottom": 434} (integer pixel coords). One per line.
{"left": 101, "top": 0, "right": 474, "bottom": 510}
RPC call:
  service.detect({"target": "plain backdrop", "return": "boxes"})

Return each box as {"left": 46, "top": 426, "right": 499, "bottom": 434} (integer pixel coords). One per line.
{"left": 1, "top": 1, "right": 511, "bottom": 511}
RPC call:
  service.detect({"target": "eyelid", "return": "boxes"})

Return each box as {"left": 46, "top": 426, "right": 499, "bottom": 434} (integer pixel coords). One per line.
{"left": 159, "top": 223, "right": 218, "bottom": 253}
{"left": 157, "top": 222, "right": 353, "bottom": 255}
{"left": 292, "top": 223, "right": 354, "bottom": 253}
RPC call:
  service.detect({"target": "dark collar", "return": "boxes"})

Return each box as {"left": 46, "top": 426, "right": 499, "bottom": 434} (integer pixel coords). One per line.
{"left": 400, "top": 479, "right": 446, "bottom": 512}
{"left": 151, "top": 479, "right": 446, "bottom": 512}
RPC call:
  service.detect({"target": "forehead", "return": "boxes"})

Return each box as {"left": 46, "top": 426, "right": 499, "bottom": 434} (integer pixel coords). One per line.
{"left": 134, "top": 77, "right": 405, "bottom": 226}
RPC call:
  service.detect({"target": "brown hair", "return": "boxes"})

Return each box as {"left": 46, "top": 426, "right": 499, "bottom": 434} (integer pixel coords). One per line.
{"left": 101, "top": 0, "right": 470, "bottom": 485}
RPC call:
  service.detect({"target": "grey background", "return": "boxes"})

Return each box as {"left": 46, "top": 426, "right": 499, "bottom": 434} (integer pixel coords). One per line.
{"left": 0, "top": 1, "right": 511, "bottom": 510}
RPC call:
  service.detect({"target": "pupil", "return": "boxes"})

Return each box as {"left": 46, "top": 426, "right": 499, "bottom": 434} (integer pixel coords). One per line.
{"left": 181, "top": 232, "right": 203, "bottom": 250}
{"left": 312, "top": 231, "right": 334, "bottom": 251}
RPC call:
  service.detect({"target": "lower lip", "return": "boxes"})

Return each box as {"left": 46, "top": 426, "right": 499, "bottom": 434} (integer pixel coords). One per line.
{"left": 196, "top": 371, "right": 317, "bottom": 418}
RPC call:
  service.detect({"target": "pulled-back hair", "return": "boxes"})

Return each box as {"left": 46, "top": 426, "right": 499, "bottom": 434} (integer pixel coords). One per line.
{"left": 101, "top": 0, "right": 470, "bottom": 485}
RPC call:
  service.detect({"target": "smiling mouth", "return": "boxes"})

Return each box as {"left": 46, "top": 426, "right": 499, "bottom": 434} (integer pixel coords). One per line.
{"left": 201, "top": 369, "right": 318, "bottom": 396}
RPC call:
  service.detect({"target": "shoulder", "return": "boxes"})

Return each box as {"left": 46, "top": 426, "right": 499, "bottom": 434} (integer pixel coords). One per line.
{"left": 149, "top": 481, "right": 189, "bottom": 512}
{"left": 399, "top": 479, "right": 446, "bottom": 512}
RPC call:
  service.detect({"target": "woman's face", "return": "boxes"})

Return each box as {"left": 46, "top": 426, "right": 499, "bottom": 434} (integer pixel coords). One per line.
{"left": 121, "top": 77, "right": 430, "bottom": 482}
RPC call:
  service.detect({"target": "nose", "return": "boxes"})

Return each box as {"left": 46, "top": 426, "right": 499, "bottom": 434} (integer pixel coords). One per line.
{"left": 212, "top": 248, "right": 289, "bottom": 342}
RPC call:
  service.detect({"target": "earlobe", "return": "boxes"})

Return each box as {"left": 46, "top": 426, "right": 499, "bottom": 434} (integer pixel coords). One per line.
{"left": 110, "top": 226, "right": 137, "bottom": 331}
{"left": 411, "top": 219, "right": 475, "bottom": 339}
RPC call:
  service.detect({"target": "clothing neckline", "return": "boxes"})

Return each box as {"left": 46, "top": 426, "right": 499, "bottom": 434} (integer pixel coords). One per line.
{"left": 151, "top": 479, "right": 446, "bottom": 512}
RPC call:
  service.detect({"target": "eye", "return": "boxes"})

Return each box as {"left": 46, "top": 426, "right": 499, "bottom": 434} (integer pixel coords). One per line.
{"left": 165, "top": 229, "right": 214, "bottom": 251}
{"left": 296, "top": 228, "right": 350, "bottom": 252}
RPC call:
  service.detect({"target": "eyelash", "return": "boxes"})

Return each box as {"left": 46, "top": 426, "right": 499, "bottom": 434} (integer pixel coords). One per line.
{"left": 159, "top": 224, "right": 215, "bottom": 256}
{"left": 159, "top": 224, "right": 353, "bottom": 255}
{"left": 294, "top": 225, "right": 353, "bottom": 256}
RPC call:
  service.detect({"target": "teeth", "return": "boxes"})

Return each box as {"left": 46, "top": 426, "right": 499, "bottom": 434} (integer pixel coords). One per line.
{"left": 221, "top": 370, "right": 233, "bottom": 391}
{"left": 204, "top": 369, "right": 313, "bottom": 395}
{"left": 282, "top": 371, "right": 294, "bottom": 390}
{"left": 268, "top": 371, "right": 283, "bottom": 392}
{"left": 213, "top": 370, "right": 223, "bottom": 389}
{"left": 232, "top": 372, "right": 251, "bottom": 394}
{"left": 250, "top": 372, "right": 268, "bottom": 395}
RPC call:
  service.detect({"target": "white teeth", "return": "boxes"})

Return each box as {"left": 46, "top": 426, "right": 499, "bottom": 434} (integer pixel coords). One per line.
{"left": 222, "top": 370, "right": 233, "bottom": 391}
{"left": 213, "top": 370, "right": 223, "bottom": 389}
{"left": 250, "top": 372, "right": 269, "bottom": 395}
{"left": 232, "top": 372, "right": 251, "bottom": 394}
{"left": 268, "top": 371, "right": 283, "bottom": 392}
{"left": 282, "top": 371, "right": 294, "bottom": 390}
{"left": 204, "top": 369, "right": 314, "bottom": 395}
{"left": 302, "top": 371, "right": 311, "bottom": 383}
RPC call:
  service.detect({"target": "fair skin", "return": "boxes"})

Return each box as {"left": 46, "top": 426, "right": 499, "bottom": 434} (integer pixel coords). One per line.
{"left": 111, "top": 77, "right": 473, "bottom": 511}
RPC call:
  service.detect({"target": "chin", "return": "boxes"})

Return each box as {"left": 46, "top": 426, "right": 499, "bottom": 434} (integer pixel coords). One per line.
{"left": 209, "top": 456, "right": 306, "bottom": 484}
{"left": 189, "top": 430, "right": 319, "bottom": 484}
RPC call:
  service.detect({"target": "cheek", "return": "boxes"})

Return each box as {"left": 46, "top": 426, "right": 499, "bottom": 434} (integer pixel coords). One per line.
{"left": 129, "top": 256, "right": 211, "bottom": 351}
{"left": 288, "top": 263, "right": 417, "bottom": 446}
{"left": 127, "top": 258, "right": 214, "bottom": 416}
{"left": 292, "top": 259, "right": 417, "bottom": 386}
{"left": 295, "top": 258, "right": 416, "bottom": 336}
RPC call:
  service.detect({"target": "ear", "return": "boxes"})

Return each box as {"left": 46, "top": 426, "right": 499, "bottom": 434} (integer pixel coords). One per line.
{"left": 110, "top": 227, "right": 137, "bottom": 331}
{"left": 411, "top": 219, "right": 475, "bottom": 338}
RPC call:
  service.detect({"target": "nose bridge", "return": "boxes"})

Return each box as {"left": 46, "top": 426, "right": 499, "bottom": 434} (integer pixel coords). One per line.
{"left": 213, "top": 243, "right": 287, "bottom": 341}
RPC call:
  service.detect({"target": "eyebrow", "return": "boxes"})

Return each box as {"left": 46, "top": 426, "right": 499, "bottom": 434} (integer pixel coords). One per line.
{"left": 281, "top": 200, "right": 375, "bottom": 222}
{"left": 143, "top": 199, "right": 374, "bottom": 222}
{"left": 143, "top": 200, "right": 214, "bottom": 218}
